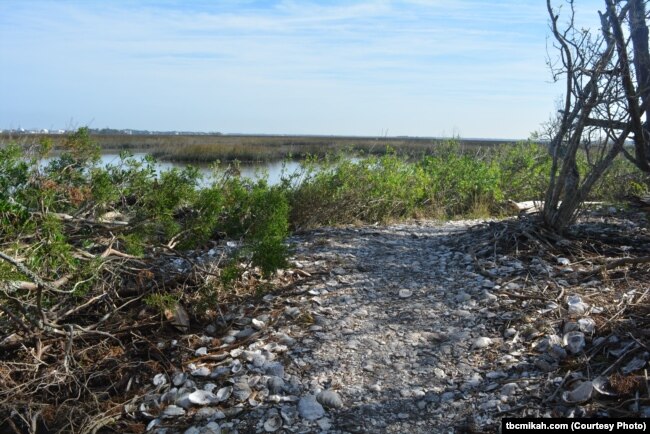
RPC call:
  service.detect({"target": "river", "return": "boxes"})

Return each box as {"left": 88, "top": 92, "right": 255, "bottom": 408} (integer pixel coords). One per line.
{"left": 44, "top": 152, "right": 307, "bottom": 186}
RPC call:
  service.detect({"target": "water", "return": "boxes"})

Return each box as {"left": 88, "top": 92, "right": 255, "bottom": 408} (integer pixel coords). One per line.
{"left": 43, "top": 153, "right": 306, "bottom": 186}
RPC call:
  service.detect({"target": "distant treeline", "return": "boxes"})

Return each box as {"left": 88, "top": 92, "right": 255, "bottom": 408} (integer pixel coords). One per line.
{"left": 1, "top": 132, "right": 520, "bottom": 163}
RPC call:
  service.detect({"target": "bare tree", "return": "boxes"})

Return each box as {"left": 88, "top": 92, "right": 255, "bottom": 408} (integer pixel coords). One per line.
{"left": 542, "top": 0, "right": 650, "bottom": 231}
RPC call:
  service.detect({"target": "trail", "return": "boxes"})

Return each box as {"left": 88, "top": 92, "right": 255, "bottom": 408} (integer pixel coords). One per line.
{"left": 144, "top": 216, "right": 649, "bottom": 433}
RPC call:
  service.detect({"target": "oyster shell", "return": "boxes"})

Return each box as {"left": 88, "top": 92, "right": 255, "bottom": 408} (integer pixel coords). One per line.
{"left": 263, "top": 414, "right": 283, "bottom": 432}
{"left": 316, "top": 390, "right": 344, "bottom": 409}
{"left": 562, "top": 381, "right": 593, "bottom": 404}
{"left": 215, "top": 386, "right": 233, "bottom": 402}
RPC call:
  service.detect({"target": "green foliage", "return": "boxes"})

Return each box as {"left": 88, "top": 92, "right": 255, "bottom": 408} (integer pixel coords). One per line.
{"left": 588, "top": 154, "right": 650, "bottom": 200}
{"left": 0, "top": 261, "right": 27, "bottom": 282}
{"left": 0, "top": 144, "right": 29, "bottom": 213}
{"left": 89, "top": 169, "right": 120, "bottom": 207}
{"left": 246, "top": 186, "right": 289, "bottom": 275}
{"left": 493, "top": 142, "right": 552, "bottom": 201}
{"left": 178, "top": 185, "right": 224, "bottom": 248}
{"left": 144, "top": 292, "right": 178, "bottom": 313}
{"left": 61, "top": 126, "right": 101, "bottom": 165}
{"left": 291, "top": 144, "right": 507, "bottom": 226}
{"left": 220, "top": 260, "right": 243, "bottom": 286}
{"left": 26, "top": 214, "right": 75, "bottom": 277}
{"left": 119, "top": 233, "right": 146, "bottom": 257}
{"left": 220, "top": 178, "right": 289, "bottom": 275}
{"left": 0, "top": 128, "right": 293, "bottom": 327}
{"left": 291, "top": 152, "right": 430, "bottom": 226}
{"left": 421, "top": 151, "right": 502, "bottom": 217}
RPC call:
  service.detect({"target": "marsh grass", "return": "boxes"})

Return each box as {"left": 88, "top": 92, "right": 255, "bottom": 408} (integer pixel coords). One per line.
{"left": 3, "top": 132, "right": 512, "bottom": 163}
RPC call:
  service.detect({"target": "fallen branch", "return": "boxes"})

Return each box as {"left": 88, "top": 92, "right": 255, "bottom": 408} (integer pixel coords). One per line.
{"left": 0, "top": 251, "right": 59, "bottom": 294}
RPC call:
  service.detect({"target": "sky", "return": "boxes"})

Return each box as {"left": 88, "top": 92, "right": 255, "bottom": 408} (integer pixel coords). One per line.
{"left": 0, "top": 0, "right": 604, "bottom": 139}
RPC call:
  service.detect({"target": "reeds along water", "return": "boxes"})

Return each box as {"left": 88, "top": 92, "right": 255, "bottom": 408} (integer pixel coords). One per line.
{"left": 1, "top": 132, "right": 514, "bottom": 164}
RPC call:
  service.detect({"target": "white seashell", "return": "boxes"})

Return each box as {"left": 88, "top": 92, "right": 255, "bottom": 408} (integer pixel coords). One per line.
{"left": 215, "top": 386, "right": 232, "bottom": 402}
{"left": 188, "top": 390, "right": 217, "bottom": 406}
{"left": 232, "top": 381, "right": 252, "bottom": 401}
{"left": 535, "top": 335, "right": 561, "bottom": 352}
{"left": 194, "top": 407, "right": 218, "bottom": 420}
{"left": 162, "top": 405, "right": 186, "bottom": 418}
{"left": 211, "top": 366, "right": 230, "bottom": 379}
{"left": 281, "top": 406, "right": 298, "bottom": 424}
{"left": 557, "top": 257, "right": 570, "bottom": 265}
{"left": 252, "top": 353, "right": 266, "bottom": 368}
{"left": 593, "top": 376, "right": 618, "bottom": 396}
{"left": 139, "top": 402, "right": 157, "bottom": 418}
{"left": 230, "top": 348, "right": 244, "bottom": 358}
{"left": 284, "top": 307, "right": 301, "bottom": 318}
{"left": 316, "top": 390, "right": 344, "bottom": 409}
{"left": 231, "top": 359, "right": 243, "bottom": 374}
{"left": 146, "top": 419, "right": 161, "bottom": 431}
{"left": 472, "top": 337, "right": 492, "bottom": 349}
{"left": 483, "top": 291, "right": 498, "bottom": 303}
{"left": 263, "top": 342, "right": 279, "bottom": 352}
{"left": 567, "top": 295, "right": 589, "bottom": 315}
{"left": 191, "top": 366, "right": 211, "bottom": 377}
{"left": 563, "top": 331, "right": 586, "bottom": 354}
{"left": 172, "top": 372, "right": 188, "bottom": 386}
{"left": 203, "top": 383, "right": 217, "bottom": 393}
{"left": 241, "top": 350, "right": 254, "bottom": 362}
{"left": 175, "top": 391, "right": 192, "bottom": 409}
{"left": 256, "top": 388, "right": 269, "bottom": 402}
{"left": 578, "top": 318, "right": 596, "bottom": 334}
{"left": 195, "top": 347, "right": 208, "bottom": 356}
{"left": 276, "top": 333, "right": 296, "bottom": 346}
{"left": 252, "top": 318, "right": 266, "bottom": 330}
{"left": 501, "top": 383, "right": 518, "bottom": 396}
{"left": 153, "top": 373, "right": 167, "bottom": 387}
{"left": 248, "top": 375, "right": 262, "bottom": 388}
{"left": 562, "top": 381, "right": 593, "bottom": 404}
{"left": 399, "top": 289, "right": 412, "bottom": 298}
{"left": 263, "top": 414, "right": 283, "bottom": 432}
{"left": 202, "top": 422, "right": 222, "bottom": 434}
{"left": 317, "top": 417, "right": 332, "bottom": 430}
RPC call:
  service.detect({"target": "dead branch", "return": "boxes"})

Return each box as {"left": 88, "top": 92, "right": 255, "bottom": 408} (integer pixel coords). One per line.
{"left": 0, "top": 251, "right": 59, "bottom": 294}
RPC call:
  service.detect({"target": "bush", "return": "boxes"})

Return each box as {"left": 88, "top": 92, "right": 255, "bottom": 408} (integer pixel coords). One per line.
{"left": 290, "top": 144, "right": 506, "bottom": 227}
{"left": 493, "top": 142, "right": 551, "bottom": 201}
{"left": 0, "top": 129, "right": 293, "bottom": 324}
{"left": 290, "top": 152, "right": 431, "bottom": 227}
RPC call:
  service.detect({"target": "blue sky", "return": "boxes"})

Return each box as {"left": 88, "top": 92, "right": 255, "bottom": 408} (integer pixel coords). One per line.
{"left": 0, "top": 0, "right": 603, "bottom": 138}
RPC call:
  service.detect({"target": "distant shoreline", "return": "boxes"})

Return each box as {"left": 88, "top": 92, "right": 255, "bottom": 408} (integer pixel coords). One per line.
{"left": 1, "top": 132, "right": 524, "bottom": 163}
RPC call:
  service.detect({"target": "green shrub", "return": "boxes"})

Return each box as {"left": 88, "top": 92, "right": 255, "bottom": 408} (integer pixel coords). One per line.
{"left": 219, "top": 177, "right": 289, "bottom": 275}
{"left": 420, "top": 153, "right": 502, "bottom": 217}
{"left": 290, "top": 152, "right": 431, "bottom": 227}
{"left": 493, "top": 142, "right": 551, "bottom": 201}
